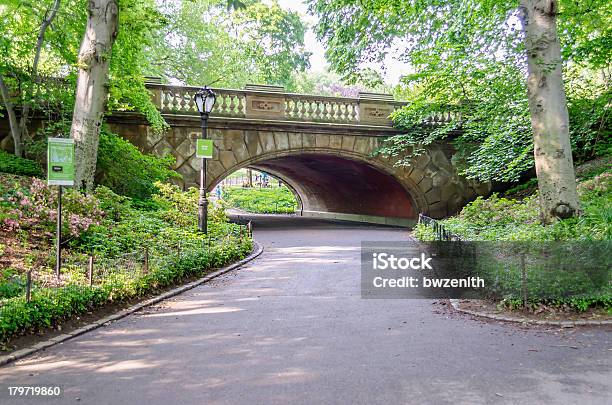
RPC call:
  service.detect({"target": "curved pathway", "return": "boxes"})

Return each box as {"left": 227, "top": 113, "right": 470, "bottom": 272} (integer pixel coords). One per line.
{"left": 0, "top": 216, "right": 610, "bottom": 404}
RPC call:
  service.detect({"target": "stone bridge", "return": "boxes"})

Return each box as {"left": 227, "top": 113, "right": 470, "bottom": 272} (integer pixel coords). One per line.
{"left": 107, "top": 81, "right": 490, "bottom": 226}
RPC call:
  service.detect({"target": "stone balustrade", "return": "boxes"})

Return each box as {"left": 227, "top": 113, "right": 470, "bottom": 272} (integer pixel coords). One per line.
{"left": 146, "top": 81, "right": 459, "bottom": 128}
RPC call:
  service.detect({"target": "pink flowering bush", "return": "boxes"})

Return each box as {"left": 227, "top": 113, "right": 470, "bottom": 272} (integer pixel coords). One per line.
{"left": 0, "top": 176, "right": 105, "bottom": 238}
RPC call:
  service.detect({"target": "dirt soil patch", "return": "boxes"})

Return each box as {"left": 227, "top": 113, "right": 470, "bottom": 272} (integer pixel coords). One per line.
{"left": 456, "top": 299, "right": 611, "bottom": 322}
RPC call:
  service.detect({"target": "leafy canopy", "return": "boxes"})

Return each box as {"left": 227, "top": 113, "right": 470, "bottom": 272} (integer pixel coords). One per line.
{"left": 1, "top": 0, "right": 312, "bottom": 141}
{"left": 0, "top": 0, "right": 168, "bottom": 133}
{"left": 309, "top": 0, "right": 611, "bottom": 182}
{"left": 147, "top": 0, "right": 311, "bottom": 90}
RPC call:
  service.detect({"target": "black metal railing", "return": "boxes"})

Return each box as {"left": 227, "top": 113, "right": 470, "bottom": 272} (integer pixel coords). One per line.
{"left": 417, "top": 213, "right": 461, "bottom": 241}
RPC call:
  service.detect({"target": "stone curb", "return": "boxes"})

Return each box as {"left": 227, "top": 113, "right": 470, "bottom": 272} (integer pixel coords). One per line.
{"left": 0, "top": 241, "right": 264, "bottom": 368}
{"left": 450, "top": 299, "right": 612, "bottom": 327}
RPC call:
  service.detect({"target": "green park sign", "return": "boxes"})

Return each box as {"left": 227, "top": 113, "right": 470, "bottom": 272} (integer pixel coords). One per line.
{"left": 196, "top": 139, "right": 214, "bottom": 159}
{"left": 47, "top": 138, "right": 75, "bottom": 186}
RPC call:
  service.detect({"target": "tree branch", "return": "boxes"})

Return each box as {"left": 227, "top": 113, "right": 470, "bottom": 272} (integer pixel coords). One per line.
{"left": 18, "top": 0, "right": 62, "bottom": 152}
{"left": 0, "top": 75, "right": 23, "bottom": 156}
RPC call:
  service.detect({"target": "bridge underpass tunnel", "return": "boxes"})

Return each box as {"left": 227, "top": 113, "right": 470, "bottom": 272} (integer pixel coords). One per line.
{"left": 249, "top": 154, "right": 416, "bottom": 223}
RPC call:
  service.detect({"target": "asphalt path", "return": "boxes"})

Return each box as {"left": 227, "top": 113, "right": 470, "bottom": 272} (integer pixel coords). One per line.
{"left": 0, "top": 215, "right": 610, "bottom": 404}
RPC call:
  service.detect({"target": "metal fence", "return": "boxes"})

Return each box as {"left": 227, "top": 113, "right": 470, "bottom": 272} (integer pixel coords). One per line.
{"left": 417, "top": 213, "right": 461, "bottom": 241}
{"left": 2, "top": 222, "right": 253, "bottom": 304}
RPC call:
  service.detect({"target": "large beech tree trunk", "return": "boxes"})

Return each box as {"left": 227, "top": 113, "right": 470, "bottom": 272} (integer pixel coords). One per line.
{"left": 246, "top": 168, "right": 253, "bottom": 187}
{"left": 70, "top": 0, "right": 119, "bottom": 191}
{"left": 520, "top": 0, "right": 581, "bottom": 224}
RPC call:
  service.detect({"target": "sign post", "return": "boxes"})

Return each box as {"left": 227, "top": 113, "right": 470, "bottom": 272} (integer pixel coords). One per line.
{"left": 196, "top": 138, "right": 214, "bottom": 233}
{"left": 47, "top": 138, "right": 75, "bottom": 279}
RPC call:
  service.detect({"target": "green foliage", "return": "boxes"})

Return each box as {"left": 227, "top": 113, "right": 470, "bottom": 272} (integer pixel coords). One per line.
{"left": 96, "top": 130, "right": 180, "bottom": 200}
{"left": 76, "top": 181, "right": 235, "bottom": 257}
{"left": 93, "top": 185, "right": 131, "bottom": 221}
{"left": 147, "top": 0, "right": 310, "bottom": 90}
{"left": 411, "top": 168, "right": 612, "bottom": 312}
{"left": 152, "top": 181, "right": 199, "bottom": 225}
{"left": 0, "top": 172, "right": 253, "bottom": 345}
{"left": 150, "top": 181, "right": 228, "bottom": 229}
{"left": 500, "top": 296, "right": 612, "bottom": 313}
{"left": 223, "top": 186, "right": 298, "bottom": 214}
{"left": 108, "top": 0, "right": 169, "bottom": 133}
{"left": 0, "top": 234, "right": 251, "bottom": 345}
{"left": 413, "top": 223, "right": 437, "bottom": 242}
{"left": 0, "top": 151, "right": 43, "bottom": 177}
{"left": 0, "top": 268, "right": 25, "bottom": 300}
{"left": 311, "top": 0, "right": 611, "bottom": 182}
{"left": 414, "top": 169, "right": 612, "bottom": 243}
{"left": 0, "top": 0, "right": 169, "bottom": 141}
{"left": 565, "top": 68, "right": 612, "bottom": 163}
{"left": 0, "top": 176, "right": 104, "bottom": 239}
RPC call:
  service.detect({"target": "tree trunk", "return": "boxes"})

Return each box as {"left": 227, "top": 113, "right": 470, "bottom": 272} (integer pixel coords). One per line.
{"left": 246, "top": 168, "right": 253, "bottom": 187}
{"left": 0, "top": 75, "right": 22, "bottom": 156}
{"left": 519, "top": 0, "right": 581, "bottom": 224}
{"left": 70, "top": 0, "right": 119, "bottom": 191}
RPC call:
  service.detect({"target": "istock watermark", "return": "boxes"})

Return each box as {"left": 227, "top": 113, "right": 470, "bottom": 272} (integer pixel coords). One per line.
{"left": 361, "top": 241, "right": 611, "bottom": 300}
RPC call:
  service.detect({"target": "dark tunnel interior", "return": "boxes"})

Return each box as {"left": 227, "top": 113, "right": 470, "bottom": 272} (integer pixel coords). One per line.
{"left": 247, "top": 153, "right": 415, "bottom": 219}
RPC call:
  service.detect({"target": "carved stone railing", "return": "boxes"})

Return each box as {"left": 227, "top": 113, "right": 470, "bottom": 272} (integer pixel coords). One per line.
{"left": 146, "top": 82, "right": 403, "bottom": 127}
{"left": 284, "top": 93, "right": 359, "bottom": 123}
{"left": 146, "top": 81, "right": 457, "bottom": 128}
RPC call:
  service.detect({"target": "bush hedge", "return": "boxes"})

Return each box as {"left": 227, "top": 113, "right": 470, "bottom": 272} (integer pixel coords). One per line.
{"left": 413, "top": 167, "right": 612, "bottom": 312}
{"left": 0, "top": 176, "right": 253, "bottom": 347}
{"left": 0, "top": 151, "right": 43, "bottom": 178}
{"left": 96, "top": 130, "right": 180, "bottom": 200}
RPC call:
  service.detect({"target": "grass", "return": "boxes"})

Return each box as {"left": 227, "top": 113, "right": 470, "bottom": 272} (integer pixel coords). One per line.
{"left": 223, "top": 185, "right": 298, "bottom": 214}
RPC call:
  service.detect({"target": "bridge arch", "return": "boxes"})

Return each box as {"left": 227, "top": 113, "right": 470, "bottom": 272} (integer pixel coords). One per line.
{"left": 212, "top": 148, "right": 423, "bottom": 223}
{"left": 192, "top": 128, "right": 484, "bottom": 225}
{"left": 106, "top": 82, "right": 491, "bottom": 223}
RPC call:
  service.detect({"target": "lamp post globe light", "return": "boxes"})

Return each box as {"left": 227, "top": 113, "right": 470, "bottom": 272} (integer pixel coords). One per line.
{"left": 194, "top": 87, "right": 216, "bottom": 233}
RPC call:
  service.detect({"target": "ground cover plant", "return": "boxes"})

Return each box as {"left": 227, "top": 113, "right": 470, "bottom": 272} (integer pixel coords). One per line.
{"left": 413, "top": 162, "right": 612, "bottom": 313}
{"left": 0, "top": 174, "right": 252, "bottom": 347}
{"left": 223, "top": 185, "right": 298, "bottom": 214}
{"left": 0, "top": 151, "right": 43, "bottom": 178}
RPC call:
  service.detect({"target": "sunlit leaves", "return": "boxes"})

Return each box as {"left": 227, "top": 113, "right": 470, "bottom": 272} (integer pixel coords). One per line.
{"left": 147, "top": 0, "right": 310, "bottom": 90}
{"left": 310, "top": 0, "right": 611, "bottom": 182}
{"left": 0, "top": 0, "right": 167, "bottom": 132}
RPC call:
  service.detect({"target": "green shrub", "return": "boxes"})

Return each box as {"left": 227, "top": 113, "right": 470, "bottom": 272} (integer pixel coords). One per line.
{"left": 0, "top": 270, "right": 25, "bottom": 300}
{"left": 412, "top": 168, "right": 612, "bottom": 312}
{"left": 0, "top": 151, "right": 43, "bottom": 177}
{"left": 93, "top": 185, "right": 131, "bottom": 222}
{"left": 223, "top": 186, "right": 298, "bottom": 214}
{"left": 413, "top": 223, "right": 437, "bottom": 241}
{"left": 0, "top": 236, "right": 252, "bottom": 346}
{"left": 432, "top": 172, "right": 612, "bottom": 242}
{"left": 1, "top": 176, "right": 105, "bottom": 239}
{"left": 500, "top": 295, "right": 612, "bottom": 313}
{"left": 74, "top": 182, "right": 238, "bottom": 256}
{"left": 96, "top": 130, "right": 180, "bottom": 200}
{"left": 0, "top": 170, "right": 255, "bottom": 345}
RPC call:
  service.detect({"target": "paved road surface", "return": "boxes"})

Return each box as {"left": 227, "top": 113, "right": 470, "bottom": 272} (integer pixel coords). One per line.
{"left": 0, "top": 216, "right": 610, "bottom": 404}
